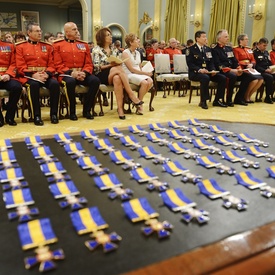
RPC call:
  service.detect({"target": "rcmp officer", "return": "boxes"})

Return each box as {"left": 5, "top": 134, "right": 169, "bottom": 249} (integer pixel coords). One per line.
{"left": 253, "top": 37, "right": 275, "bottom": 104}
{"left": 186, "top": 30, "right": 227, "bottom": 109}
{"left": 16, "top": 22, "right": 60, "bottom": 125}
{"left": 0, "top": 29, "right": 22, "bottom": 127}
{"left": 233, "top": 34, "right": 263, "bottom": 103}
{"left": 53, "top": 22, "right": 100, "bottom": 120}
{"left": 163, "top": 38, "right": 182, "bottom": 66}
{"left": 212, "top": 29, "right": 256, "bottom": 106}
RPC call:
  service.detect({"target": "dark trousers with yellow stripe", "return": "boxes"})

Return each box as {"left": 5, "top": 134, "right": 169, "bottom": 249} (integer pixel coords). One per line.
{"left": 26, "top": 78, "right": 60, "bottom": 117}
{"left": 0, "top": 79, "right": 22, "bottom": 120}
{"left": 62, "top": 74, "right": 100, "bottom": 115}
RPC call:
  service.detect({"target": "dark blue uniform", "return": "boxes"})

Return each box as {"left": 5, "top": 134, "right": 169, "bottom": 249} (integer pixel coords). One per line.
{"left": 253, "top": 48, "right": 274, "bottom": 103}
{"left": 186, "top": 43, "right": 226, "bottom": 107}
{"left": 212, "top": 43, "right": 256, "bottom": 105}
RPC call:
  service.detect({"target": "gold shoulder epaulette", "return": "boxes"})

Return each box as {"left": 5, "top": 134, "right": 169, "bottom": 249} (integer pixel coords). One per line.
{"left": 15, "top": 40, "right": 27, "bottom": 46}
{"left": 53, "top": 38, "right": 64, "bottom": 43}
{"left": 40, "top": 41, "right": 52, "bottom": 46}
{"left": 76, "top": 39, "right": 87, "bottom": 43}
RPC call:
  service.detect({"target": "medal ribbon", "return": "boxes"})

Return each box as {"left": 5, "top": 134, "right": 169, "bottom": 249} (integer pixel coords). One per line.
{"left": 4, "top": 188, "right": 34, "bottom": 209}
{"left": 246, "top": 146, "right": 267, "bottom": 157}
{"left": 49, "top": 181, "right": 79, "bottom": 198}
{"left": 130, "top": 167, "right": 158, "bottom": 182}
{"left": 110, "top": 150, "right": 133, "bottom": 164}
{"left": 77, "top": 156, "right": 101, "bottom": 169}
{"left": 138, "top": 146, "right": 160, "bottom": 158}
{"left": 266, "top": 166, "right": 275, "bottom": 178}
{"left": 32, "top": 146, "right": 53, "bottom": 159}
{"left": 221, "top": 150, "right": 245, "bottom": 162}
{"left": 214, "top": 135, "right": 233, "bottom": 146}
{"left": 94, "top": 173, "right": 122, "bottom": 190}
{"left": 192, "top": 138, "right": 211, "bottom": 149}
{"left": 40, "top": 162, "right": 66, "bottom": 176}
{"left": 235, "top": 171, "right": 266, "bottom": 189}
{"left": 168, "top": 142, "right": 189, "bottom": 154}
{"left": 162, "top": 161, "right": 189, "bottom": 175}
{"left": 196, "top": 156, "right": 221, "bottom": 168}
{"left": 197, "top": 179, "right": 229, "bottom": 199}
{"left": 0, "top": 167, "right": 24, "bottom": 182}
{"left": 0, "top": 150, "right": 16, "bottom": 163}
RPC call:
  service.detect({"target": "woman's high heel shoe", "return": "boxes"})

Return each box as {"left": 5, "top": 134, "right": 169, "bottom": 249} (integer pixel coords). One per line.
{"left": 132, "top": 101, "right": 144, "bottom": 108}
{"left": 117, "top": 109, "right": 126, "bottom": 120}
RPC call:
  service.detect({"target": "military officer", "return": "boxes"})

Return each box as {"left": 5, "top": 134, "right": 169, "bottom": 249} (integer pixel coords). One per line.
{"left": 212, "top": 29, "right": 256, "bottom": 106}
{"left": 53, "top": 22, "right": 100, "bottom": 120}
{"left": 253, "top": 37, "right": 275, "bottom": 104}
{"left": 0, "top": 29, "right": 22, "bottom": 127}
{"left": 186, "top": 30, "right": 227, "bottom": 109}
{"left": 16, "top": 22, "right": 60, "bottom": 125}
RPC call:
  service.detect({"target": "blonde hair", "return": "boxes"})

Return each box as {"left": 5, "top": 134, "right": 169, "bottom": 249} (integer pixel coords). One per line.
{"left": 125, "top": 33, "right": 136, "bottom": 47}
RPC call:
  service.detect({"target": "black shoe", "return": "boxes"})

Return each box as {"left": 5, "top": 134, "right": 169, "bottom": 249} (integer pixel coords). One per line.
{"left": 234, "top": 100, "right": 248, "bottom": 106}
{"left": 5, "top": 118, "right": 17, "bottom": 126}
{"left": 199, "top": 101, "right": 208, "bottom": 109}
{"left": 83, "top": 111, "right": 94, "bottom": 120}
{"left": 226, "top": 101, "right": 234, "bottom": 107}
{"left": 50, "top": 115, "right": 59, "bottom": 124}
{"left": 119, "top": 115, "right": 126, "bottom": 120}
{"left": 34, "top": 116, "right": 44, "bottom": 126}
{"left": 0, "top": 113, "right": 4, "bottom": 127}
{"left": 70, "top": 114, "right": 78, "bottom": 121}
{"left": 264, "top": 97, "right": 273, "bottom": 104}
{"left": 213, "top": 100, "right": 227, "bottom": 107}
{"left": 103, "top": 98, "right": 109, "bottom": 106}
{"left": 245, "top": 100, "right": 254, "bottom": 104}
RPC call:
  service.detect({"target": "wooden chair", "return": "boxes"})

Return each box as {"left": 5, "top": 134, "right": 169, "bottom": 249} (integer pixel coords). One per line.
{"left": 154, "top": 54, "right": 182, "bottom": 98}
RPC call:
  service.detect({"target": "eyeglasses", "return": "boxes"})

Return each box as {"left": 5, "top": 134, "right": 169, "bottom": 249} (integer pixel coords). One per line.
{"left": 106, "top": 33, "right": 112, "bottom": 37}
{"left": 32, "top": 30, "right": 43, "bottom": 33}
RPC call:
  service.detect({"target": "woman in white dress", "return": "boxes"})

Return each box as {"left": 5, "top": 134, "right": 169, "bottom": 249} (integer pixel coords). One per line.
{"left": 92, "top": 28, "right": 143, "bottom": 119}
{"left": 122, "top": 33, "right": 153, "bottom": 115}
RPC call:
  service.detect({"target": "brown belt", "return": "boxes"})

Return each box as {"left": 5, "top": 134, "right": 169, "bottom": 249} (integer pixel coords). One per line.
{"left": 240, "top": 60, "right": 250, "bottom": 63}
{"left": 27, "top": 67, "right": 46, "bottom": 72}
{"left": 0, "top": 67, "right": 8, "bottom": 72}
{"left": 70, "top": 68, "right": 82, "bottom": 71}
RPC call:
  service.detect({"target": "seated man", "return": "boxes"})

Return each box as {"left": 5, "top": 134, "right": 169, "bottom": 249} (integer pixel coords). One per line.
{"left": 164, "top": 37, "right": 182, "bottom": 68}
{"left": 254, "top": 37, "right": 275, "bottom": 104}
{"left": 53, "top": 22, "right": 100, "bottom": 120}
{"left": 186, "top": 30, "right": 227, "bottom": 109}
{"left": 16, "top": 22, "right": 60, "bottom": 125}
{"left": 212, "top": 29, "right": 256, "bottom": 106}
{"left": 0, "top": 29, "right": 22, "bottom": 127}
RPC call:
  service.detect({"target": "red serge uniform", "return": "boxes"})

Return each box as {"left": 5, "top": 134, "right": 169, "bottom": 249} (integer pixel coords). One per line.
{"left": 269, "top": 50, "right": 275, "bottom": 65}
{"left": 0, "top": 41, "right": 22, "bottom": 125}
{"left": 15, "top": 40, "right": 60, "bottom": 120}
{"left": 233, "top": 46, "right": 256, "bottom": 69}
{"left": 163, "top": 47, "right": 182, "bottom": 64}
{"left": 53, "top": 38, "right": 100, "bottom": 117}
{"left": 146, "top": 48, "right": 163, "bottom": 67}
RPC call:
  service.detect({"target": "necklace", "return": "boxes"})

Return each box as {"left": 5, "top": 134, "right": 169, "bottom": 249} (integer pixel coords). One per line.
{"left": 130, "top": 49, "right": 136, "bottom": 60}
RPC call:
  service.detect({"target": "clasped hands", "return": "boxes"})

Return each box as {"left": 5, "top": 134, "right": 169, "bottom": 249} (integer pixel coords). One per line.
{"left": 71, "top": 70, "right": 86, "bottom": 81}
{"left": 0, "top": 74, "right": 10, "bottom": 82}
{"left": 32, "top": 71, "right": 48, "bottom": 82}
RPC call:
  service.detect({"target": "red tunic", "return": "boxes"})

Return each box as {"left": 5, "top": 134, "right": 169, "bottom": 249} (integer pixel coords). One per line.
{"left": 15, "top": 40, "right": 56, "bottom": 84}
{"left": 233, "top": 46, "right": 256, "bottom": 69}
{"left": 146, "top": 48, "right": 163, "bottom": 67}
{"left": 0, "top": 41, "right": 17, "bottom": 77}
{"left": 269, "top": 50, "right": 275, "bottom": 65}
{"left": 163, "top": 47, "right": 182, "bottom": 63}
{"left": 53, "top": 38, "right": 93, "bottom": 80}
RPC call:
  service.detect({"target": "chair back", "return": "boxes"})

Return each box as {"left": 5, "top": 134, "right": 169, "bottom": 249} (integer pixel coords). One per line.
{"left": 154, "top": 54, "right": 171, "bottom": 74}
{"left": 173, "top": 54, "right": 188, "bottom": 73}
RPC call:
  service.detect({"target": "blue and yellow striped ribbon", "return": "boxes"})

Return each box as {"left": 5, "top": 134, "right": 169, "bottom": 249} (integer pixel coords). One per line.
{"left": 192, "top": 138, "right": 211, "bottom": 149}
{"left": 149, "top": 123, "right": 165, "bottom": 131}
{"left": 196, "top": 156, "right": 221, "bottom": 168}
{"left": 105, "top": 127, "right": 122, "bottom": 137}
{"left": 221, "top": 150, "right": 245, "bottom": 162}
{"left": 246, "top": 146, "right": 267, "bottom": 157}
{"left": 235, "top": 171, "right": 266, "bottom": 189}
{"left": 40, "top": 162, "right": 66, "bottom": 176}
{"left": 188, "top": 118, "right": 200, "bottom": 126}
{"left": 0, "top": 149, "right": 16, "bottom": 163}
{"left": 266, "top": 166, "right": 275, "bottom": 178}
{"left": 209, "top": 125, "right": 224, "bottom": 134}
{"left": 130, "top": 167, "right": 158, "bottom": 182}
{"left": 70, "top": 207, "right": 109, "bottom": 235}
{"left": 64, "top": 142, "right": 85, "bottom": 155}
{"left": 31, "top": 146, "right": 53, "bottom": 159}
{"left": 122, "top": 197, "right": 159, "bottom": 222}
{"left": 214, "top": 135, "right": 233, "bottom": 146}
{"left": 189, "top": 127, "right": 203, "bottom": 136}
{"left": 76, "top": 156, "right": 101, "bottom": 170}
{"left": 3, "top": 188, "right": 34, "bottom": 209}
{"left": 128, "top": 125, "right": 145, "bottom": 133}
{"left": 93, "top": 139, "right": 113, "bottom": 150}
{"left": 94, "top": 173, "right": 122, "bottom": 190}
{"left": 168, "top": 142, "right": 190, "bottom": 154}
{"left": 146, "top": 132, "right": 164, "bottom": 142}
{"left": 17, "top": 218, "right": 58, "bottom": 250}
{"left": 0, "top": 167, "right": 24, "bottom": 183}
{"left": 0, "top": 138, "right": 12, "bottom": 149}
{"left": 25, "top": 136, "right": 43, "bottom": 146}
{"left": 138, "top": 146, "right": 160, "bottom": 158}
{"left": 49, "top": 180, "right": 79, "bottom": 199}
{"left": 168, "top": 129, "right": 185, "bottom": 139}
{"left": 197, "top": 178, "right": 230, "bottom": 199}
{"left": 120, "top": 135, "right": 139, "bottom": 146}
{"left": 168, "top": 120, "right": 184, "bottom": 128}
{"left": 162, "top": 161, "right": 189, "bottom": 175}
{"left": 237, "top": 133, "right": 255, "bottom": 143}
{"left": 81, "top": 129, "right": 98, "bottom": 140}
{"left": 160, "top": 188, "right": 196, "bottom": 211}
{"left": 54, "top": 133, "right": 72, "bottom": 144}
{"left": 109, "top": 150, "right": 133, "bottom": 164}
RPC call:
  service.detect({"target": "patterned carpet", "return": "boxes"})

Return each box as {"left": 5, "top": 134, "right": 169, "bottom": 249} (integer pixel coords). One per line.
{"left": 1, "top": 91, "right": 274, "bottom": 141}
